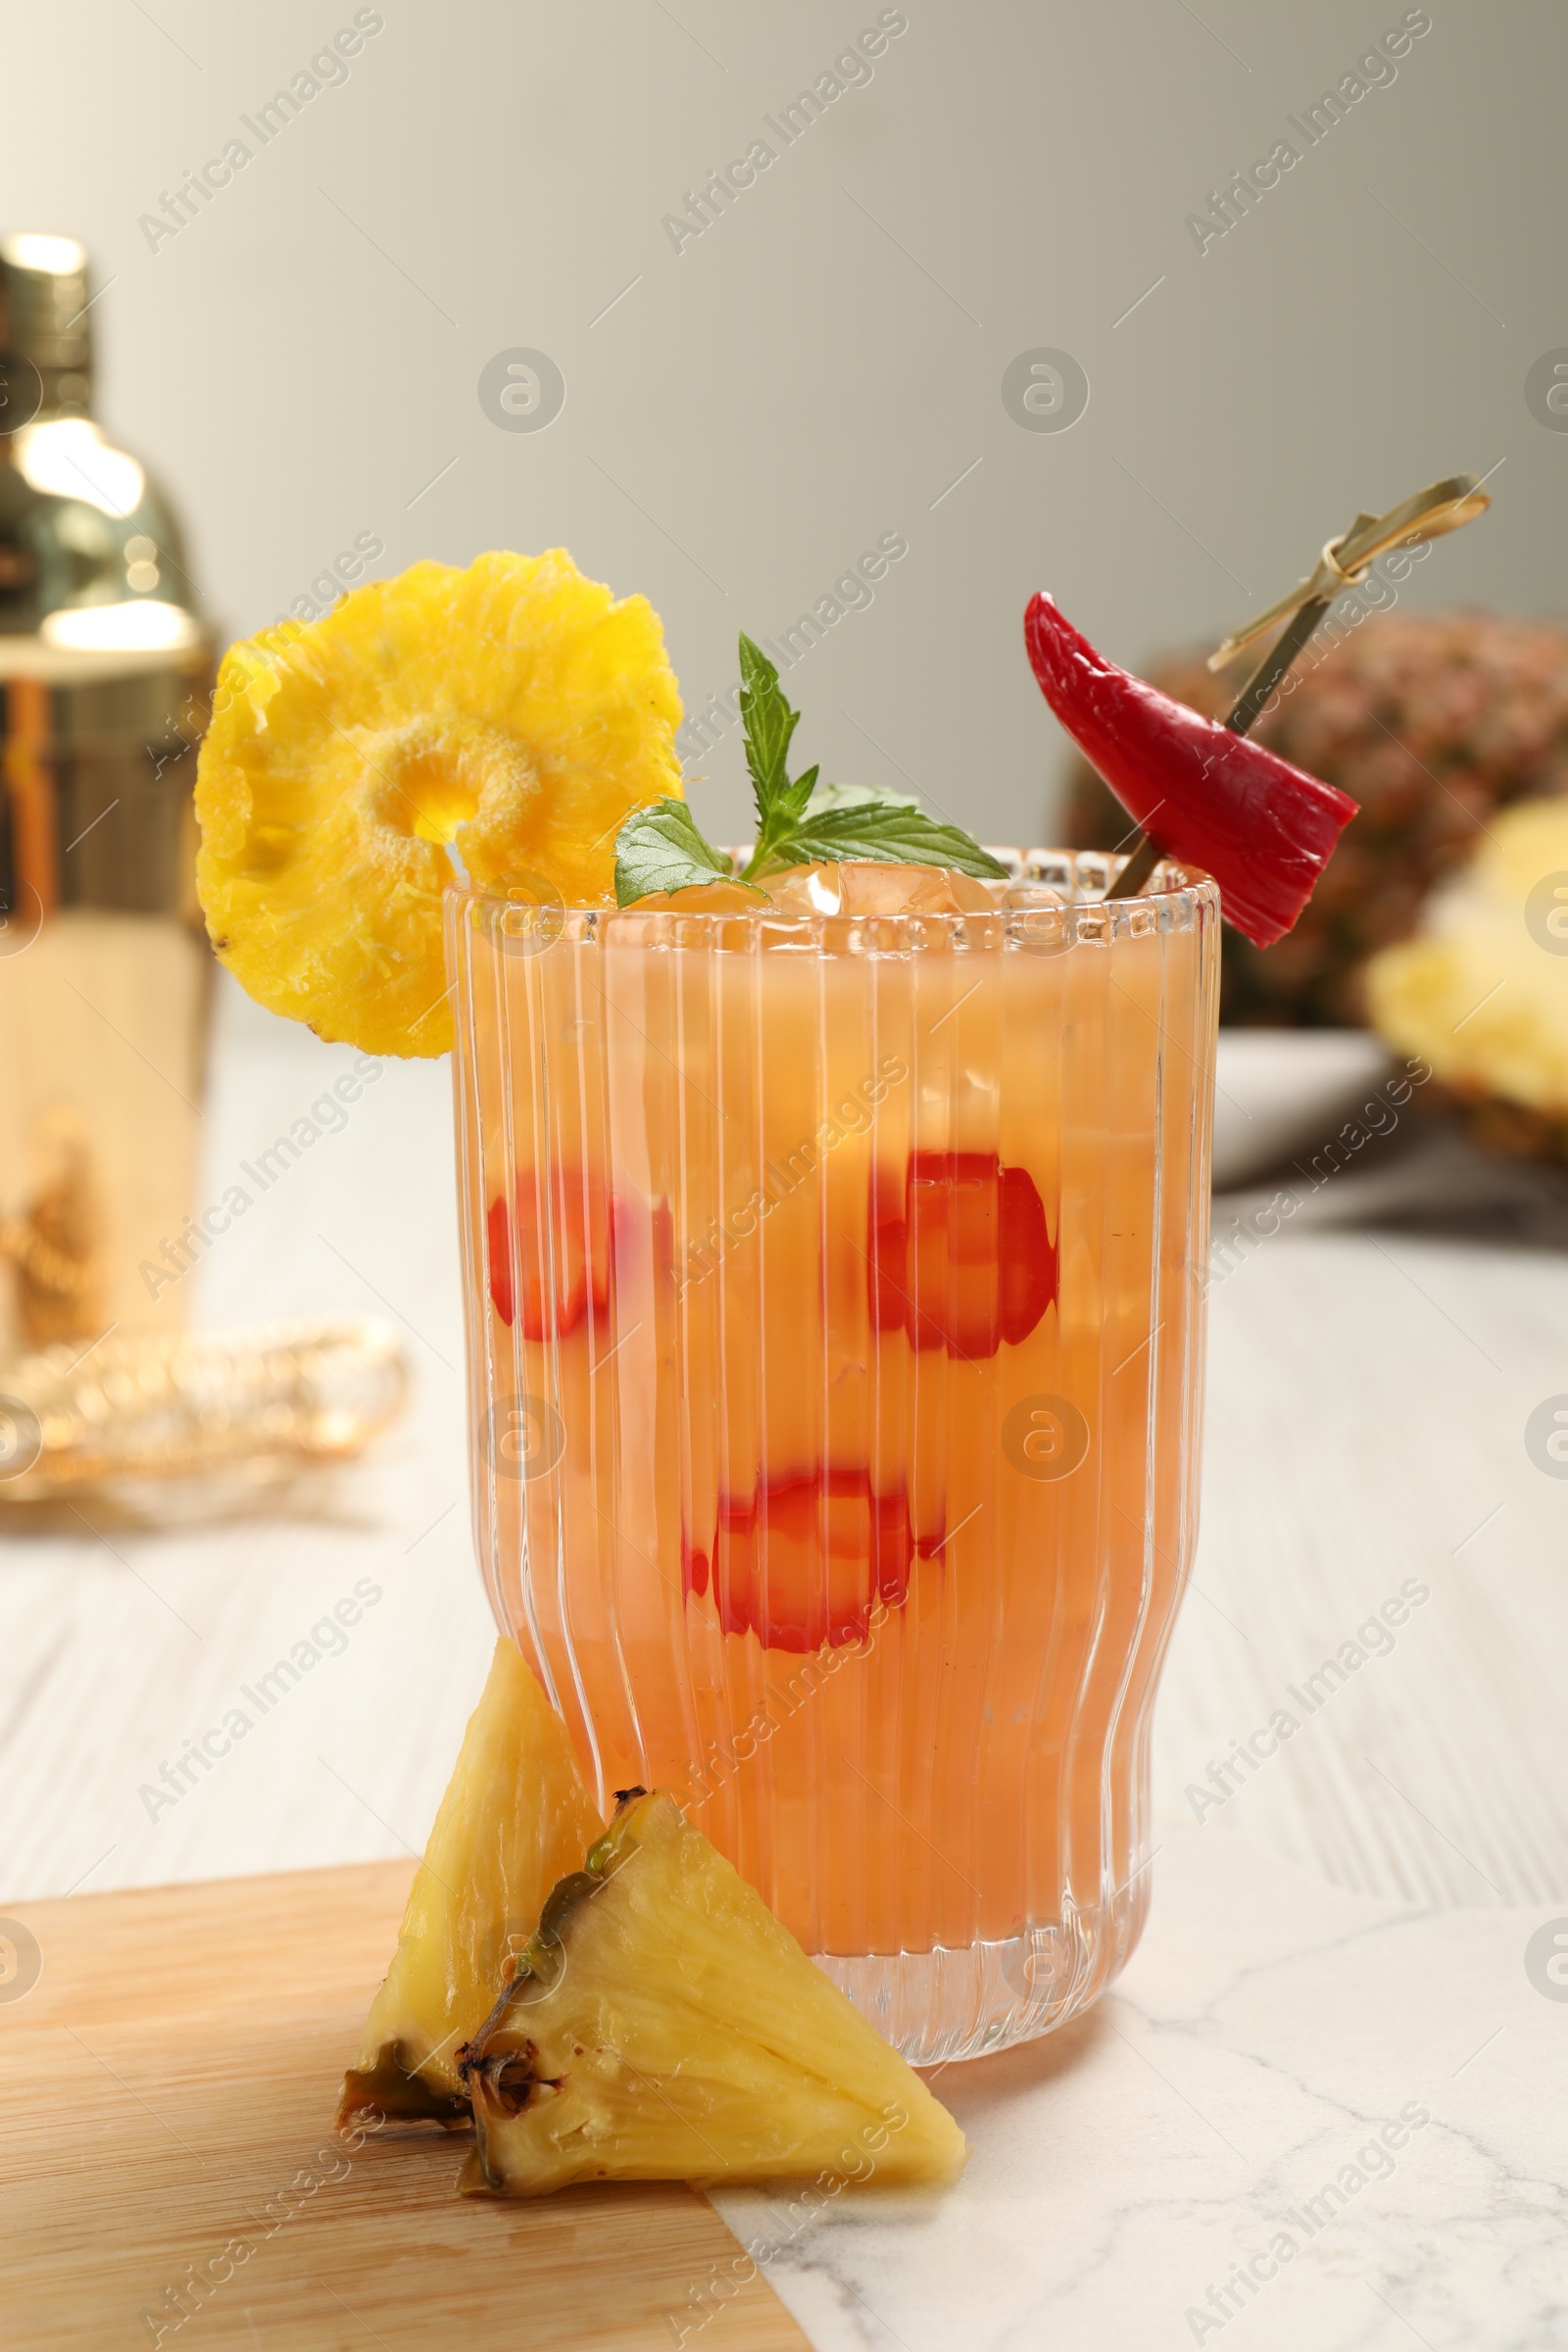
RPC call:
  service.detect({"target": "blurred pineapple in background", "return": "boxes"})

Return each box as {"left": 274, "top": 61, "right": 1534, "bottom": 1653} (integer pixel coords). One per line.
{"left": 1063, "top": 612, "right": 1568, "bottom": 1029}
{"left": 1367, "top": 800, "right": 1568, "bottom": 1166}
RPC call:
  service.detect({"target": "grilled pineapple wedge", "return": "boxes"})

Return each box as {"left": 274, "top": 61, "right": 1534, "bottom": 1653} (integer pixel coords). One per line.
{"left": 458, "top": 1789, "right": 967, "bottom": 2194}
{"left": 338, "top": 1640, "right": 600, "bottom": 2126}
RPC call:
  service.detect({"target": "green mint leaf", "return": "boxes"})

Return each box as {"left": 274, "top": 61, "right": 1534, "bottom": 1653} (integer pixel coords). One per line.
{"left": 613, "top": 799, "right": 752, "bottom": 905}
{"left": 781, "top": 795, "right": 1008, "bottom": 879}
{"left": 780, "top": 762, "right": 819, "bottom": 821}
{"left": 737, "top": 634, "right": 800, "bottom": 827}
{"left": 800, "top": 780, "right": 915, "bottom": 812}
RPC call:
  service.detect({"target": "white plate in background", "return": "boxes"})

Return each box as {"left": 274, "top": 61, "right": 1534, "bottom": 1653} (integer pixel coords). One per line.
{"left": 1211, "top": 1030, "right": 1394, "bottom": 1191}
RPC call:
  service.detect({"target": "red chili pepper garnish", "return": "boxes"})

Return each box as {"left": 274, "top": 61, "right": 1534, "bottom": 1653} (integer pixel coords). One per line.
{"left": 1023, "top": 593, "right": 1358, "bottom": 947}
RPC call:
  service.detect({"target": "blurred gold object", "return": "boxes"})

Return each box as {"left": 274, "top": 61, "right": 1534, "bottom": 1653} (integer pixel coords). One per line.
{"left": 0, "top": 1318, "right": 408, "bottom": 1499}
{"left": 1, "top": 228, "right": 210, "bottom": 908}
{"left": 0, "top": 913, "right": 210, "bottom": 1356}
{"left": 0, "top": 1106, "right": 104, "bottom": 1345}
{"left": 1, "top": 229, "right": 216, "bottom": 1360}
{"left": 1208, "top": 474, "right": 1492, "bottom": 671}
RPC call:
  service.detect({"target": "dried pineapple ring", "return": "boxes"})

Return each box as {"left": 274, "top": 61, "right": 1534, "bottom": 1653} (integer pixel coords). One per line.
{"left": 195, "top": 550, "right": 683, "bottom": 1057}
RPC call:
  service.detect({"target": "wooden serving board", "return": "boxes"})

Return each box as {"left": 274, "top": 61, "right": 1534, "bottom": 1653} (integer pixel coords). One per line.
{"left": 0, "top": 1862, "right": 808, "bottom": 2350}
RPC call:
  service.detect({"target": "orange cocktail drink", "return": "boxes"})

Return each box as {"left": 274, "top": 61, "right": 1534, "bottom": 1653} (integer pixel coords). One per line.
{"left": 450, "top": 852, "right": 1217, "bottom": 2061}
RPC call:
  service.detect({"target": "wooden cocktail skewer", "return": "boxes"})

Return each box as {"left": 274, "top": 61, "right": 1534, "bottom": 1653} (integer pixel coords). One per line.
{"left": 1105, "top": 474, "right": 1491, "bottom": 902}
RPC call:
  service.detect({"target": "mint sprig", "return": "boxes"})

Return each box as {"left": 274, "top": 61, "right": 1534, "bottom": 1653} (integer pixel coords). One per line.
{"left": 612, "top": 633, "right": 1004, "bottom": 905}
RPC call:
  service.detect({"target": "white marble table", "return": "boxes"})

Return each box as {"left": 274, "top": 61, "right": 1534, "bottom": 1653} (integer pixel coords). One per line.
{"left": 3, "top": 976, "right": 1564, "bottom": 2348}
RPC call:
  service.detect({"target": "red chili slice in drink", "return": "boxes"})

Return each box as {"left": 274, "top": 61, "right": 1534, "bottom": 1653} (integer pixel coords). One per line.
{"left": 685, "top": 1470, "right": 918, "bottom": 1654}
{"left": 487, "top": 1176, "right": 673, "bottom": 1339}
{"left": 867, "top": 1152, "right": 1055, "bottom": 1357}
{"left": 485, "top": 1169, "right": 611, "bottom": 1340}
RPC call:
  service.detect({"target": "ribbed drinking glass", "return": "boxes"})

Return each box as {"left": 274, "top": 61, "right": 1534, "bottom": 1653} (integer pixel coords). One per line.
{"left": 449, "top": 853, "right": 1218, "bottom": 2062}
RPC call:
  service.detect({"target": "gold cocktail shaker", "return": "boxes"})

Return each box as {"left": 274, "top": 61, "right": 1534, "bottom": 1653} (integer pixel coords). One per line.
{"left": 1, "top": 231, "right": 214, "bottom": 1361}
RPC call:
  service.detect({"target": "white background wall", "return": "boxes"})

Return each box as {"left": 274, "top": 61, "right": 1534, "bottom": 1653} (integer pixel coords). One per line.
{"left": 8, "top": 0, "right": 1563, "bottom": 845}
